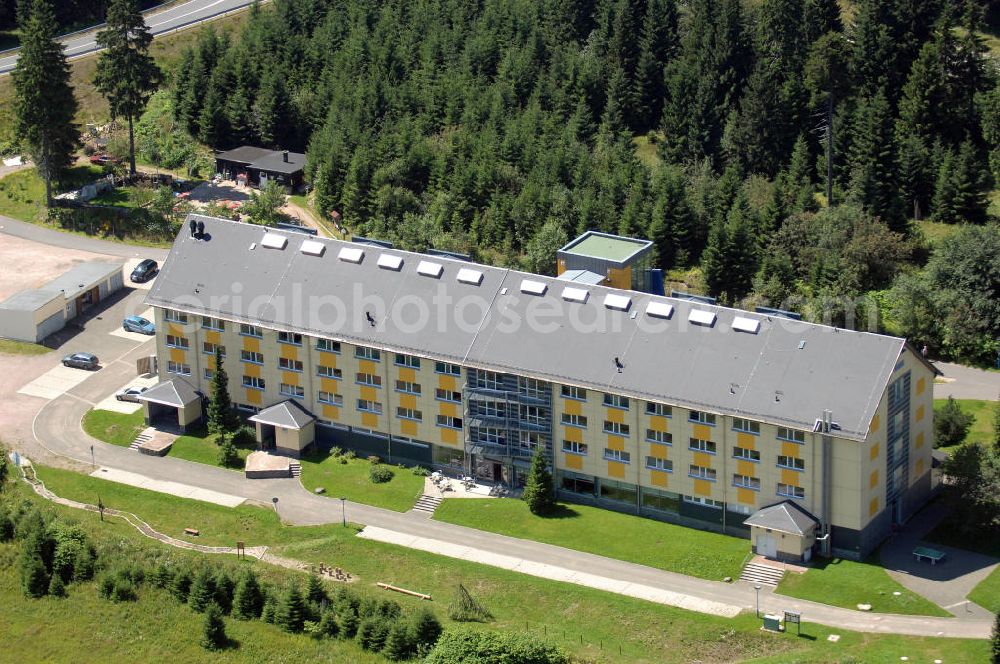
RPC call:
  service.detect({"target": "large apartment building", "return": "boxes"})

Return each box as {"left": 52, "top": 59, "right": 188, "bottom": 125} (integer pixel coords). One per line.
{"left": 145, "top": 216, "right": 936, "bottom": 561}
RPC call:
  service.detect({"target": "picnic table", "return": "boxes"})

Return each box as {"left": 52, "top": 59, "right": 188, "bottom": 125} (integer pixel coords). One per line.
{"left": 912, "top": 546, "right": 946, "bottom": 564}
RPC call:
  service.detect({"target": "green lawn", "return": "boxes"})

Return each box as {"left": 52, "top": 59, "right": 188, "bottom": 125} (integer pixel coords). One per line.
{"left": 0, "top": 338, "right": 50, "bottom": 355}
{"left": 632, "top": 133, "right": 662, "bottom": 168}
{"left": 15, "top": 467, "right": 989, "bottom": 664}
{"left": 933, "top": 399, "right": 996, "bottom": 454}
{"left": 776, "top": 557, "right": 951, "bottom": 617}
{"left": 0, "top": 165, "right": 109, "bottom": 222}
{"left": 433, "top": 498, "right": 748, "bottom": 581}
{"left": 968, "top": 565, "right": 1000, "bottom": 614}
{"left": 297, "top": 448, "right": 425, "bottom": 513}
{"left": 81, "top": 409, "right": 146, "bottom": 448}
{"left": 166, "top": 425, "right": 254, "bottom": 470}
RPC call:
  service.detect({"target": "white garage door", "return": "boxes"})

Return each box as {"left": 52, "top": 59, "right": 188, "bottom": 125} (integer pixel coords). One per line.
{"left": 756, "top": 534, "right": 778, "bottom": 559}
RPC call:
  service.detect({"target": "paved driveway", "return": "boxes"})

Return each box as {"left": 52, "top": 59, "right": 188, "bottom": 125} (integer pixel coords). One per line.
{"left": 933, "top": 361, "right": 1000, "bottom": 401}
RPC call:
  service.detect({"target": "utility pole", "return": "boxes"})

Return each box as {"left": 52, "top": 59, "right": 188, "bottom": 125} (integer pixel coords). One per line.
{"left": 826, "top": 94, "right": 834, "bottom": 208}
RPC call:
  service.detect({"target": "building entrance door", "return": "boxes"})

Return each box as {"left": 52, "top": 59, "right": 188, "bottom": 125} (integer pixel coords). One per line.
{"left": 757, "top": 534, "right": 778, "bottom": 558}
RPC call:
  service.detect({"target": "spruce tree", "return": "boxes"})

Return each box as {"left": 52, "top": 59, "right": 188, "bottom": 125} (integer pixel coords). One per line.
{"left": 93, "top": 0, "right": 161, "bottom": 175}
{"left": 632, "top": 0, "right": 678, "bottom": 132}
{"left": 200, "top": 603, "right": 227, "bottom": 650}
{"left": 232, "top": 569, "right": 264, "bottom": 620}
{"left": 846, "top": 90, "right": 904, "bottom": 231}
{"left": 216, "top": 431, "right": 239, "bottom": 468}
{"left": 383, "top": 621, "right": 415, "bottom": 661}
{"left": 207, "top": 347, "right": 236, "bottom": 435}
{"left": 992, "top": 611, "right": 1000, "bottom": 664}
{"left": 11, "top": 0, "right": 78, "bottom": 208}
{"left": 277, "top": 583, "right": 306, "bottom": 633}
{"left": 171, "top": 568, "right": 193, "bottom": 602}
{"left": 20, "top": 552, "right": 49, "bottom": 598}
{"left": 213, "top": 570, "right": 234, "bottom": 615}
{"left": 261, "top": 592, "right": 278, "bottom": 624}
{"left": 802, "top": 0, "right": 842, "bottom": 44}
{"left": 412, "top": 608, "right": 443, "bottom": 650}
{"left": 305, "top": 573, "right": 327, "bottom": 606}
{"left": 317, "top": 608, "right": 340, "bottom": 639}
{"left": 522, "top": 445, "right": 555, "bottom": 516}
{"left": 188, "top": 568, "right": 216, "bottom": 613}
{"left": 48, "top": 571, "right": 66, "bottom": 597}
{"left": 701, "top": 196, "right": 758, "bottom": 302}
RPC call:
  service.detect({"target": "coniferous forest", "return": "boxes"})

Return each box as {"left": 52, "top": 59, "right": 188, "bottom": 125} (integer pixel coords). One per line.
{"left": 131, "top": 0, "right": 1000, "bottom": 364}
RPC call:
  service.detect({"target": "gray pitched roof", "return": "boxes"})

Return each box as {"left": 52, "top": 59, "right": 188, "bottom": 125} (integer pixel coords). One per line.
{"left": 145, "top": 215, "right": 912, "bottom": 442}
{"left": 138, "top": 378, "right": 201, "bottom": 407}
{"left": 743, "top": 501, "right": 820, "bottom": 535}
{"left": 215, "top": 146, "right": 275, "bottom": 165}
{"left": 248, "top": 150, "right": 305, "bottom": 175}
{"left": 249, "top": 400, "right": 315, "bottom": 429}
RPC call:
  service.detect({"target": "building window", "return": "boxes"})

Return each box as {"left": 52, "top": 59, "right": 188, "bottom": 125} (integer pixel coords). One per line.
{"left": 688, "top": 410, "right": 716, "bottom": 425}
{"left": 277, "top": 331, "right": 303, "bottom": 345}
{"left": 518, "top": 377, "right": 548, "bottom": 399}
{"left": 395, "top": 380, "right": 422, "bottom": 395}
{"left": 561, "top": 413, "right": 587, "bottom": 428}
{"left": 435, "top": 388, "right": 461, "bottom": 403}
{"left": 201, "top": 316, "right": 225, "bottom": 331}
{"left": 318, "top": 391, "right": 343, "bottom": 406}
{"left": 316, "top": 365, "right": 341, "bottom": 379}
{"left": 603, "top": 449, "right": 631, "bottom": 463}
{"left": 356, "top": 373, "right": 382, "bottom": 387}
{"left": 203, "top": 368, "right": 213, "bottom": 380}
{"left": 732, "top": 446, "right": 761, "bottom": 462}
{"left": 202, "top": 342, "right": 225, "bottom": 357}
{"left": 733, "top": 474, "right": 760, "bottom": 490}
{"left": 316, "top": 338, "right": 341, "bottom": 353}
{"left": 518, "top": 432, "right": 545, "bottom": 451}
{"left": 560, "top": 472, "right": 596, "bottom": 495}
{"left": 645, "top": 402, "right": 672, "bottom": 417}
{"left": 777, "top": 455, "right": 805, "bottom": 471}
{"left": 435, "top": 362, "right": 461, "bottom": 376}
{"left": 355, "top": 346, "right": 381, "bottom": 361}
{"left": 480, "top": 402, "right": 507, "bottom": 418}
{"left": 688, "top": 464, "right": 716, "bottom": 481}
{"left": 599, "top": 479, "right": 637, "bottom": 504}
{"left": 777, "top": 483, "right": 805, "bottom": 499}
{"left": 474, "top": 428, "right": 505, "bottom": 445}
{"left": 397, "top": 407, "right": 423, "bottom": 421}
{"left": 240, "top": 350, "right": 263, "bottom": 364}
{"left": 240, "top": 323, "right": 262, "bottom": 338}
{"left": 280, "top": 383, "right": 304, "bottom": 398}
{"left": 603, "top": 393, "right": 630, "bottom": 410}
{"left": 167, "top": 361, "right": 191, "bottom": 376}
{"left": 645, "top": 429, "right": 673, "bottom": 445}
{"left": 603, "top": 421, "right": 630, "bottom": 437}
{"left": 646, "top": 456, "right": 673, "bottom": 472}
{"left": 732, "top": 418, "right": 760, "bottom": 434}
{"left": 242, "top": 375, "right": 265, "bottom": 390}
{"left": 164, "top": 310, "right": 188, "bottom": 324}
{"left": 166, "top": 335, "right": 189, "bottom": 349}
{"left": 436, "top": 415, "right": 463, "bottom": 429}
{"left": 561, "top": 385, "right": 586, "bottom": 400}
{"left": 278, "top": 357, "right": 304, "bottom": 372}
{"left": 394, "top": 353, "right": 421, "bottom": 369}
{"left": 562, "top": 440, "right": 588, "bottom": 455}
{"left": 475, "top": 370, "right": 503, "bottom": 391}
{"left": 357, "top": 399, "right": 383, "bottom": 414}
{"left": 519, "top": 405, "right": 547, "bottom": 426}
{"left": 683, "top": 495, "right": 723, "bottom": 509}
{"left": 689, "top": 438, "right": 717, "bottom": 454}
{"left": 642, "top": 487, "right": 680, "bottom": 513}
{"left": 777, "top": 427, "right": 805, "bottom": 443}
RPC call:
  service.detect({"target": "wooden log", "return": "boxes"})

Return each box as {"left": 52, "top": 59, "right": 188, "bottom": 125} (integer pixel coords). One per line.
{"left": 376, "top": 582, "right": 432, "bottom": 600}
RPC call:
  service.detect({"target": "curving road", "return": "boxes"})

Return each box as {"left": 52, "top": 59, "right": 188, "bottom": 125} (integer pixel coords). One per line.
{"left": 0, "top": 0, "right": 260, "bottom": 75}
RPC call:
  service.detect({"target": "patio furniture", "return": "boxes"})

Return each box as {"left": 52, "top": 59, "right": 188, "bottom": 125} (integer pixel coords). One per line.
{"left": 912, "top": 546, "right": 946, "bottom": 565}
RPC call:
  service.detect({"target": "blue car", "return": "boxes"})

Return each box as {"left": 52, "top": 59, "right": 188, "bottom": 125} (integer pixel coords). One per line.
{"left": 123, "top": 315, "right": 155, "bottom": 335}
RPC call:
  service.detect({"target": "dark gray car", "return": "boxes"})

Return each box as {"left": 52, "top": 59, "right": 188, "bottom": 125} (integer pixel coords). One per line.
{"left": 62, "top": 352, "right": 99, "bottom": 370}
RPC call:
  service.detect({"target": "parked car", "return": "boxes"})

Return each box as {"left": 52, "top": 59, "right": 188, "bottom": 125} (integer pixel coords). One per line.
{"left": 62, "top": 353, "right": 99, "bottom": 370}
{"left": 122, "top": 315, "right": 155, "bottom": 335}
{"left": 130, "top": 259, "right": 158, "bottom": 283}
{"left": 115, "top": 386, "right": 148, "bottom": 403}
{"left": 89, "top": 153, "right": 118, "bottom": 166}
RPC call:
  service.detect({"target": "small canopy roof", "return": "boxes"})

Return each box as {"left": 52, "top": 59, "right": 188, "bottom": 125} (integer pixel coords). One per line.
{"left": 249, "top": 400, "right": 315, "bottom": 430}
{"left": 138, "top": 378, "right": 201, "bottom": 408}
{"left": 743, "top": 501, "right": 820, "bottom": 536}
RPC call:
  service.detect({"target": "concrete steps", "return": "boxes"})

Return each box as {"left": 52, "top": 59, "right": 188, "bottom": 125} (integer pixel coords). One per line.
{"left": 129, "top": 432, "right": 152, "bottom": 451}
{"left": 412, "top": 494, "right": 443, "bottom": 515}
{"left": 740, "top": 562, "right": 785, "bottom": 587}
{"left": 289, "top": 462, "right": 302, "bottom": 478}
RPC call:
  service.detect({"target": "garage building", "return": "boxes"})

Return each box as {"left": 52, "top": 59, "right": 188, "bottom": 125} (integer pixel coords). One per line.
{"left": 0, "top": 261, "right": 124, "bottom": 343}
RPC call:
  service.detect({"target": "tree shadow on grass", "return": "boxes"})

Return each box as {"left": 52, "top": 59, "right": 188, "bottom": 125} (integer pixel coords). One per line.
{"left": 538, "top": 503, "right": 581, "bottom": 519}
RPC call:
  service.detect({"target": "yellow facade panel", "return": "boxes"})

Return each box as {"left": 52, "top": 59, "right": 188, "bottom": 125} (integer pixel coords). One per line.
{"left": 279, "top": 344, "right": 298, "bottom": 360}
{"left": 649, "top": 443, "right": 669, "bottom": 458}
{"left": 281, "top": 371, "right": 299, "bottom": 385}
{"left": 650, "top": 470, "right": 668, "bottom": 488}
{"left": 649, "top": 415, "right": 669, "bottom": 432}
{"left": 167, "top": 323, "right": 183, "bottom": 337}
{"left": 320, "top": 378, "right": 339, "bottom": 392}
{"left": 607, "top": 266, "right": 630, "bottom": 289}
{"left": 242, "top": 337, "right": 260, "bottom": 353}
{"left": 439, "top": 427, "right": 458, "bottom": 446}
{"left": 361, "top": 413, "right": 379, "bottom": 428}
{"left": 322, "top": 404, "right": 340, "bottom": 420}
{"left": 693, "top": 479, "right": 712, "bottom": 497}
{"left": 398, "top": 367, "right": 416, "bottom": 383}
{"left": 399, "top": 394, "right": 417, "bottom": 409}
{"left": 737, "top": 488, "right": 756, "bottom": 505}
{"left": 439, "top": 402, "right": 457, "bottom": 417}
{"left": 563, "top": 426, "right": 582, "bottom": 443}
{"left": 780, "top": 442, "right": 800, "bottom": 457}
{"left": 605, "top": 408, "right": 625, "bottom": 424}
{"left": 915, "top": 405, "right": 925, "bottom": 422}
{"left": 246, "top": 389, "right": 262, "bottom": 405}
{"left": 916, "top": 376, "right": 925, "bottom": 395}
{"left": 359, "top": 386, "right": 377, "bottom": 401}
{"left": 693, "top": 452, "right": 712, "bottom": 467}
{"left": 318, "top": 352, "right": 338, "bottom": 367}
{"left": 781, "top": 469, "right": 800, "bottom": 486}
{"left": 869, "top": 497, "right": 878, "bottom": 517}
{"left": 870, "top": 470, "right": 878, "bottom": 489}
{"left": 916, "top": 458, "right": 924, "bottom": 475}
{"left": 693, "top": 424, "right": 712, "bottom": 441}
{"left": 564, "top": 453, "right": 583, "bottom": 471}
{"left": 438, "top": 375, "right": 456, "bottom": 391}
{"left": 169, "top": 348, "right": 186, "bottom": 363}
{"left": 606, "top": 435, "right": 625, "bottom": 451}
{"left": 607, "top": 461, "right": 625, "bottom": 479}
{"left": 915, "top": 431, "right": 924, "bottom": 449}
{"left": 204, "top": 330, "right": 220, "bottom": 345}
{"left": 358, "top": 360, "right": 376, "bottom": 375}
{"left": 737, "top": 460, "right": 756, "bottom": 476}
{"left": 400, "top": 420, "right": 417, "bottom": 436}
{"left": 869, "top": 414, "right": 879, "bottom": 433}
{"left": 243, "top": 363, "right": 261, "bottom": 378}
{"left": 736, "top": 432, "right": 755, "bottom": 448}
{"left": 563, "top": 399, "right": 581, "bottom": 416}
{"left": 557, "top": 258, "right": 566, "bottom": 275}
{"left": 870, "top": 443, "right": 879, "bottom": 461}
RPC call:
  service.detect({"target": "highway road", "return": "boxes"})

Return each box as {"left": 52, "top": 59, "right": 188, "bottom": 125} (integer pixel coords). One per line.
{"left": 0, "top": 0, "right": 258, "bottom": 75}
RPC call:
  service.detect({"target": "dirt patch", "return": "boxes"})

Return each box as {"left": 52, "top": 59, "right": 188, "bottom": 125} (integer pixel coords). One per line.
{"left": 0, "top": 233, "right": 117, "bottom": 301}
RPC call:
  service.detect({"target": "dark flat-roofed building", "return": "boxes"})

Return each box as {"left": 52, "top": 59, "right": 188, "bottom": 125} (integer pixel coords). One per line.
{"left": 215, "top": 145, "right": 306, "bottom": 192}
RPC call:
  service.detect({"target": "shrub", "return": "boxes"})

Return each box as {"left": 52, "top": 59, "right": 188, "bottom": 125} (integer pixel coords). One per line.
{"left": 233, "top": 425, "right": 257, "bottom": 447}
{"left": 217, "top": 435, "right": 240, "bottom": 468}
{"left": 0, "top": 512, "right": 15, "bottom": 541}
{"left": 357, "top": 617, "right": 390, "bottom": 651}
{"left": 369, "top": 465, "right": 395, "bottom": 484}
{"left": 200, "top": 603, "right": 228, "bottom": 650}
{"left": 48, "top": 572, "right": 67, "bottom": 597}
{"left": 413, "top": 608, "right": 443, "bottom": 650}
{"left": 411, "top": 466, "right": 431, "bottom": 477}
{"left": 935, "top": 397, "right": 974, "bottom": 448}
{"left": 447, "top": 584, "right": 493, "bottom": 622}
{"left": 424, "top": 630, "right": 569, "bottom": 664}
{"left": 383, "top": 621, "right": 416, "bottom": 661}
{"left": 317, "top": 608, "right": 340, "bottom": 639}
{"left": 367, "top": 455, "right": 382, "bottom": 464}
{"left": 170, "top": 568, "right": 193, "bottom": 602}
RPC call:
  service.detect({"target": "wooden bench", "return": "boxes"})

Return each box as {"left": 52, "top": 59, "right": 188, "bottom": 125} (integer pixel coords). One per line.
{"left": 184, "top": 528, "right": 200, "bottom": 537}
{"left": 912, "top": 546, "right": 945, "bottom": 565}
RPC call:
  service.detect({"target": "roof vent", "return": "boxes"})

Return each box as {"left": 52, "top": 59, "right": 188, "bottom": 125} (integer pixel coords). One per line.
{"left": 645, "top": 301, "right": 674, "bottom": 319}
{"left": 688, "top": 309, "right": 716, "bottom": 327}
{"left": 261, "top": 233, "right": 288, "bottom": 250}
{"left": 417, "top": 260, "right": 444, "bottom": 278}
{"left": 457, "top": 268, "right": 484, "bottom": 285}
{"left": 561, "top": 287, "right": 589, "bottom": 303}
{"left": 732, "top": 316, "right": 760, "bottom": 334}
{"left": 378, "top": 254, "right": 404, "bottom": 271}
{"left": 300, "top": 239, "right": 325, "bottom": 257}
{"left": 338, "top": 246, "right": 365, "bottom": 263}
{"left": 798, "top": 340, "right": 806, "bottom": 350}
{"left": 520, "top": 279, "right": 547, "bottom": 296}
{"left": 604, "top": 293, "right": 632, "bottom": 311}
